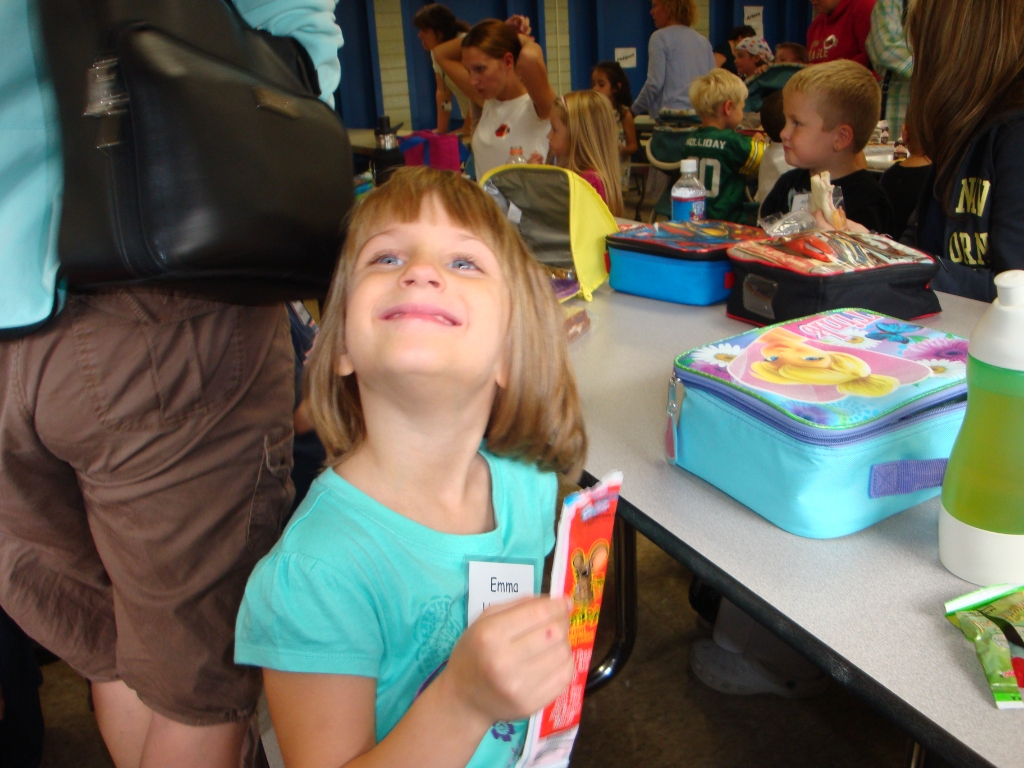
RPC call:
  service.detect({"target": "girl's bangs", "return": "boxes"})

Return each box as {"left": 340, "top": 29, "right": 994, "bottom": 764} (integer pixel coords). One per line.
{"left": 346, "top": 172, "right": 508, "bottom": 270}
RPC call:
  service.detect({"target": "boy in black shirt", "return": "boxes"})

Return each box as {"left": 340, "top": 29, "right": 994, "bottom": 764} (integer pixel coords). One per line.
{"left": 760, "top": 60, "right": 896, "bottom": 235}
{"left": 880, "top": 124, "right": 932, "bottom": 238}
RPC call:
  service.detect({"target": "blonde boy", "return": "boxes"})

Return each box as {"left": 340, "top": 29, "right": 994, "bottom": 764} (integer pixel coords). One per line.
{"left": 681, "top": 69, "right": 766, "bottom": 222}
{"left": 759, "top": 59, "right": 895, "bottom": 234}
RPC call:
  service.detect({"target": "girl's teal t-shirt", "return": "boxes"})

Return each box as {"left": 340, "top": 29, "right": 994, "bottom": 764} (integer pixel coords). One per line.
{"left": 235, "top": 451, "right": 557, "bottom": 768}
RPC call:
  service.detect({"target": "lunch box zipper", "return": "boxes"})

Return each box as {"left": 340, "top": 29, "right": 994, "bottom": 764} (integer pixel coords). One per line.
{"left": 673, "top": 367, "right": 966, "bottom": 446}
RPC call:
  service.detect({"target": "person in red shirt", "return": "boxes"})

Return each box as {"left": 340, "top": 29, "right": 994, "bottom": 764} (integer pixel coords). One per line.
{"left": 806, "top": 0, "right": 876, "bottom": 68}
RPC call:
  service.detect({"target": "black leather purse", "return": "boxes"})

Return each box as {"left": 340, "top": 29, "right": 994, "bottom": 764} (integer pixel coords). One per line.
{"left": 39, "top": 0, "right": 353, "bottom": 302}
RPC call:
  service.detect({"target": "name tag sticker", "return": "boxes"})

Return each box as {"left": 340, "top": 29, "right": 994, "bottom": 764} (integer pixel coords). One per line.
{"left": 791, "top": 192, "right": 810, "bottom": 212}
{"left": 467, "top": 560, "right": 535, "bottom": 626}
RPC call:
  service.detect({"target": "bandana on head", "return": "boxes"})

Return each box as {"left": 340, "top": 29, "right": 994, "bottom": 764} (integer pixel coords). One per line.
{"left": 735, "top": 36, "right": 775, "bottom": 63}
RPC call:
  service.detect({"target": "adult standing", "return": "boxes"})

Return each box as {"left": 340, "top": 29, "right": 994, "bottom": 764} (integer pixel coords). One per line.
{"left": 412, "top": 4, "right": 475, "bottom": 137}
{"left": 631, "top": 0, "right": 716, "bottom": 116}
{"left": 901, "top": 0, "right": 1024, "bottom": 301}
{"left": 0, "top": 1, "right": 343, "bottom": 767}
{"left": 435, "top": 17, "right": 555, "bottom": 179}
{"left": 866, "top": 0, "right": 911, "bottom": 137}
{"left": 713, "top": 25, "right": 756, "bottom": 76}
{"left": 806, "top": 0, "right": 876, "bottom": 68}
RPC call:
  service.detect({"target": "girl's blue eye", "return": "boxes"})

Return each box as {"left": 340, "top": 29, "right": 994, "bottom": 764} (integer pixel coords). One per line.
{"left": 804, "top": 356, "right": 823, "bottom": 361}
{"left": 450, "top": 257, "right": 479, "bottom": 271}
{"left": 374, "top": 253, "right": 402, "bottom": 266}
{"left": 765, "top": 355, "right": 778, "bottom": 362}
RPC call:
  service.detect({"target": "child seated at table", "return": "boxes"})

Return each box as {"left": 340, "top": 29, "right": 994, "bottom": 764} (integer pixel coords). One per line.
{"left": 880, "top": 123, "right": 933, "bottom": 238}
{"left": 774, "top": 42, "right": 808, "bottom": 64}
{"left": 548, "top": 90, "right": 624, "bottom": 215}
{"left": 682, "top": 69, "right": 766, "bottom": 223}
{"left": 733, "top": 36, "right": 774, "bottom": 81}
{"left": 759, "top": 60, "right": 896, "bottom": 236}
{"left": 755, "top": 91, "right": 794, "bottom": 203}
{"left": 234, "top": 167, "right": 584, "bottom": 768}
{"left": 591, "top": 61, "right": 640, "bottom": 188}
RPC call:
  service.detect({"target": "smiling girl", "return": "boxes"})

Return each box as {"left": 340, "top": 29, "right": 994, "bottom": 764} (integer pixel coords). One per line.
{"left": 435, "top": 18, "right": 556, "bottom": 178}
{"left": 234, "top": 167, "right": 586, "bottom": 768}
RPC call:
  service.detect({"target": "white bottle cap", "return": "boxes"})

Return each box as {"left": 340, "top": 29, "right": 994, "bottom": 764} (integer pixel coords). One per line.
{"left": 968, "top": 270, "right": 1024, "bottom": 371}
{"left": 680, "top": 158, "right": 698, "bottom": 174}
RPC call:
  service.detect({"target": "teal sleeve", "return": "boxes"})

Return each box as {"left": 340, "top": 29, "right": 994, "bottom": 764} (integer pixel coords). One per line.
{"left": 234, "top": 0, "right": 343, "bottom": 108}
{"left": 235, "top": 551, "right": 383, "bottom": 677}
{"left": 542, "top": 473, "right": 557, "bottom": 558}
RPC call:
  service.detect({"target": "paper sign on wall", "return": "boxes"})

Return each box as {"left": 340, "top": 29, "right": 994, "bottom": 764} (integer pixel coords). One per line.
{"left": 614, "top": 47, "right": 637, "bottom": 69}
{"left": 743, "top": 6, "right": 764, "bottom": 39}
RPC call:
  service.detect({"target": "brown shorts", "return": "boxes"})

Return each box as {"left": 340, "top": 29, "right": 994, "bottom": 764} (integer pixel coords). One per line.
{"left": 0, "top": 290, "right": 294, "bottom": 725}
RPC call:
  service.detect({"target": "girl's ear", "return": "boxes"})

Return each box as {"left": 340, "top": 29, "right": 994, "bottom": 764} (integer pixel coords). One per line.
{"left": 503, "top": 51, "right": 515, "bottom": 69}
{"left": 494, "top": 344, "right": 510, "bottom": 389}
{"left": 336, "top": 349, "right": 355, "bottom": 377}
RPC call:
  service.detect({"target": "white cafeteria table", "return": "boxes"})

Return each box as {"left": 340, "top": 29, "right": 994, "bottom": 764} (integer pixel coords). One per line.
{"left": 570, "top": 287, "right": 1019, "bottom": 768}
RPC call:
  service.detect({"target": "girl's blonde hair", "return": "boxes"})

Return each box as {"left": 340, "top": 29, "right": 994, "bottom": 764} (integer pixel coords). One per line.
{"left": 751, "top": 352, "right": 899, "bottom": 398}
{"left": 551, "top": 90, "right": 623, "bottom": 216}
{"left": 905, "top": 0, "right": 1024, "bottom": 214}
{"left": 305, "top": 166, "right": 587, "bottom": 478}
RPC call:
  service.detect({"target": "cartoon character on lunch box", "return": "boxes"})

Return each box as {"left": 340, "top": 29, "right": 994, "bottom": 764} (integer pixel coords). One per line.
{"left": 727, "top": 328, "right": 931, "bottom": 403}
{"left": 571, "top": 542, "right": 609, "bottom": 605}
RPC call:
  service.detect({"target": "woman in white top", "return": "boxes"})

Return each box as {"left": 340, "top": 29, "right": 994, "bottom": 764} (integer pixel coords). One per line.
{"left": 412, "top": 4, "right": 475, "bottom": 137}
{"left": 435, "top": 17, "right": 556, "bottom": 179}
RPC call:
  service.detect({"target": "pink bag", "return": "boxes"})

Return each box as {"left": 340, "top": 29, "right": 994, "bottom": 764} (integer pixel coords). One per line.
{"left": 400, "top": 131, "right": 463, "bottom": 172}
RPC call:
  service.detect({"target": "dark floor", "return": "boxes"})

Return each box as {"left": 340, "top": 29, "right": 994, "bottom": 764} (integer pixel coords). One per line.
{"left": 35, "top": 532, "right": 913, "bottom": 768}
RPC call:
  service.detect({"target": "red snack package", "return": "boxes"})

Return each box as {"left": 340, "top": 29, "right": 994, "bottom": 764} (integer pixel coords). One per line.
{"left": 516, "top": 471, "right": 622, "bottom": 768}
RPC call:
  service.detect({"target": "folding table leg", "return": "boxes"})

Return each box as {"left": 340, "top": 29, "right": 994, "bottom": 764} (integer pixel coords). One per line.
{"left": 586, "top": 512, "right": 638, "bottom": 693}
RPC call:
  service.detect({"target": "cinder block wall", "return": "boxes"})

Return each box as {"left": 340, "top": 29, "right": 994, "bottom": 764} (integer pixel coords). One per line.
{"left": 374, "top": 0, "right": 413, "bottom": 127}
{"left": 544, "top": 0, "right": 573, "bottom": 96}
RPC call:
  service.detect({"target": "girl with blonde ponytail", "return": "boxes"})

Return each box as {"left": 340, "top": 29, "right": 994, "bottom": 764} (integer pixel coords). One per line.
{"left": 547, "top": 90, "right": 624, "bottom": 216}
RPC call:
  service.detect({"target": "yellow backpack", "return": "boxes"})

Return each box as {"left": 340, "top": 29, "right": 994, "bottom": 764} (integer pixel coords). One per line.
{"left": 479, "top": 165, "right": 618, "bottom": 300}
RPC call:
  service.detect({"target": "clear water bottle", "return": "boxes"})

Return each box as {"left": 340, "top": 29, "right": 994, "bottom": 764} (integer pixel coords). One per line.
{"left": 671, "top": 158, "right": 706, "bottom": 222}
{"left": 507, "top": 146, "right": 528, "bottom": 165}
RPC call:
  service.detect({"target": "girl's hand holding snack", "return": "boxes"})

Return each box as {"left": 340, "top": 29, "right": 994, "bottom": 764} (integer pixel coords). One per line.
{"left": 441, "top": 597, "right": 574, "bottom": 727}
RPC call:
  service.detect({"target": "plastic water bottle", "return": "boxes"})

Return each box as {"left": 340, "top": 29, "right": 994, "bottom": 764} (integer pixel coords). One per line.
{"left": 939, "top": 270, "right": 1024, "bottom": 585}
{"left": 671, "top": 158, "right": 706, "bottom": 222}
{"left": 507, "top": 146, "right": 528, "bottom": 165}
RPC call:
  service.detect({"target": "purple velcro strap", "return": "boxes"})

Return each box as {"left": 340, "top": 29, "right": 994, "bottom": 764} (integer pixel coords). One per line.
{"left": 869, "top": 459, "right": 949, "bottom": 498}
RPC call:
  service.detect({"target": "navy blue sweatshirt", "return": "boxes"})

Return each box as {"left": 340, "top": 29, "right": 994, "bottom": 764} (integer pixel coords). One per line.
{"left": 903, "top": 111, "right": 1024, "bottom": 302}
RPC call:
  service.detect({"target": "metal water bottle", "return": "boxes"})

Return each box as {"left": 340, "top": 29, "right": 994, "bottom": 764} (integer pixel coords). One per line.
{"left": 371, "top": 115, "right": 405, "bottom": 186}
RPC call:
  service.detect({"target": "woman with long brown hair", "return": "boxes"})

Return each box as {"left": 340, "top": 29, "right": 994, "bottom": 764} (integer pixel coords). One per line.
{"left": 903, "top": 0, "right": 1024, "bottom": 301}
{"left": 434, "top": 17, "right": 556, "bottom": 178}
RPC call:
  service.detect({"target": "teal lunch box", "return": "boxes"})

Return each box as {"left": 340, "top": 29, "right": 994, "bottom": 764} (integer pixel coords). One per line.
{"left": 607, "top": 221, "right": 765, "bottom": 306}
{"left": 666, "top": 309, "right": 969, "bottom": 538}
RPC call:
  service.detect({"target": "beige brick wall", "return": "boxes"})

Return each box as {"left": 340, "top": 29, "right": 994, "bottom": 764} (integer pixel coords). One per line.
{"left": 693, "top": 0, "right": 711, "bottom": 39}
{"left": 373, "top": 0, "right": 412, "bottom": 127}
{"left": 544, "top": 0, "right": 573, "bottom": 97}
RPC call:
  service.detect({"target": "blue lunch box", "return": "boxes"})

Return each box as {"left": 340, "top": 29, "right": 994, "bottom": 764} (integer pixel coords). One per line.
{"left": 667, "top": 309, "right": 969, "bottom": 538}
{"left": 607, "top": 221, "right": 765, "bottom": 306}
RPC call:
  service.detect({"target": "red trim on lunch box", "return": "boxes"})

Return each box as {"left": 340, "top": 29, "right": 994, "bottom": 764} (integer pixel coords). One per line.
{"left": 726, "top": 309, "right": 943, "bottom": 328}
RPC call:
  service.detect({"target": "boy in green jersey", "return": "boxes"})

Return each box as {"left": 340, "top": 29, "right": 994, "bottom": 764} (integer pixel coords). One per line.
{"left": 684, "top": 69, "right": 766, "bottom": 222}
